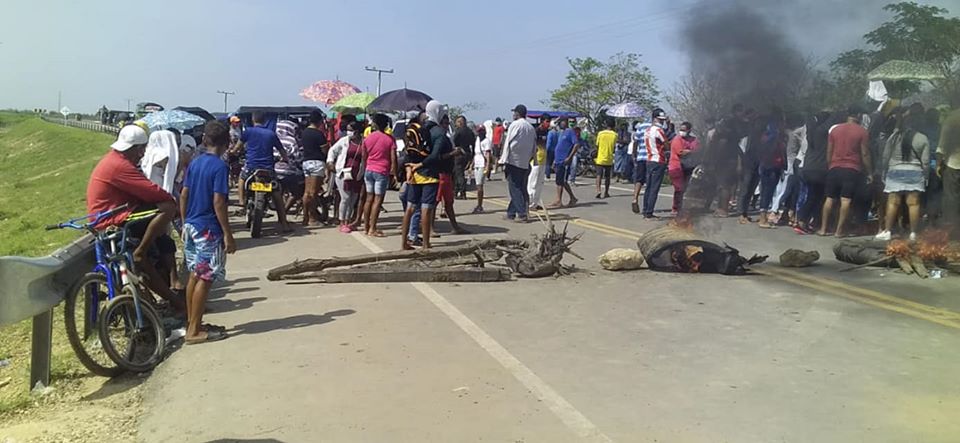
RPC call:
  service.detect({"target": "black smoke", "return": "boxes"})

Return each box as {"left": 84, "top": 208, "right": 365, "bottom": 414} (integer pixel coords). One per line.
{"left": 681, "top": 2, "right": 808, "bottom": 111}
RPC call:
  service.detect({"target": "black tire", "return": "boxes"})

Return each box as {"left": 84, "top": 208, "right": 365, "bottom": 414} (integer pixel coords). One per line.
{"left": 251, "top": 193, "right": 264, "bottom": 238}
{"left": 63, "top": 273, "right": 124, "bottom": 377}
{"left": 98, "top": 294, "right": 165, "bottom": 373}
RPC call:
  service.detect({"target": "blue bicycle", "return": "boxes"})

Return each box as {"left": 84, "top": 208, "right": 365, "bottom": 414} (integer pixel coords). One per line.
{"left": 48, "top": 204, "right": 166, "bottom": 376}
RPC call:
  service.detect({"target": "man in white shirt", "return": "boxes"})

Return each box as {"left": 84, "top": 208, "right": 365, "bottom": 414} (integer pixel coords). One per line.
{"left": 498, "top": 104, "right": 537, "bottom": 222}
{"left": 470, "top": 120, "right": 494, "bottom": 214}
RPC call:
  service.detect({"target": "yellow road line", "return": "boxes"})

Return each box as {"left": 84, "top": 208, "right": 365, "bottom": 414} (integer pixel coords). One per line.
{"left": 477, "top": 195, "right": 960, "bottom": 330}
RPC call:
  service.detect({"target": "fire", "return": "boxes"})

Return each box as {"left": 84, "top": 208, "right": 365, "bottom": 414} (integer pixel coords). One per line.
{"left": 916, "top": 229, "right": 960, "bottom": 262}
{"left": 883, "top": 229, "right": 960, "bottom": 263}
{"left": 885, "top": 240, "right": 912, "bottom": 259}
{"left": 670, "top": 244, "right": 704, "bottom": 273}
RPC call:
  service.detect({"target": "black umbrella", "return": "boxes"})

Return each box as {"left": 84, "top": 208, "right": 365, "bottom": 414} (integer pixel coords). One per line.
{"left": 368, "top": 88, "right": 433, "bottom": 112}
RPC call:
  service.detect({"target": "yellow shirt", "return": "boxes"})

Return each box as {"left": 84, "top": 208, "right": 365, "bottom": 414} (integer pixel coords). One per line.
{"left": 364, "top": 126, "right": 393, "bottom": 138}
{"left": 595, "top": 130, "right": 617, "bottom": 166}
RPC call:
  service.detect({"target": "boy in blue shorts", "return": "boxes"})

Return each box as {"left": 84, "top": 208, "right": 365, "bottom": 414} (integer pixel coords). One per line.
{"left": 179, "top": 120, "right": 237, "bottom": 344}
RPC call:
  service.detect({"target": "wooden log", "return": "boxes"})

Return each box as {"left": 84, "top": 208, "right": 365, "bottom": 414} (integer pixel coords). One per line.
{"left": 286, "top": 266, "right": 512, "bottom": 283}
{"left": 909, "top": 256, "right": 929, "bottom": 279}
{"left": 267, "top": 239, "right": 525, "bottom": 280}
{"left": 895, "top": 257, "right": 915, "bottom": 275}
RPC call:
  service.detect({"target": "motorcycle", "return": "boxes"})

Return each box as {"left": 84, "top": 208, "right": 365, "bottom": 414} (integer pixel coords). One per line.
{"left": 244, "top": 169, "right": 279, "bottom": 238}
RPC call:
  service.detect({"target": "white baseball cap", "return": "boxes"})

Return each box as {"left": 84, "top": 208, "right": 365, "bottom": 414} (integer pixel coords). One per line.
{"left": 110, "top": 125, "right": 149, "bottom": 151}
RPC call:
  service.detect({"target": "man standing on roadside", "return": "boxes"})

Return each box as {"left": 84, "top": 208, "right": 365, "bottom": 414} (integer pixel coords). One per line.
{"left": 179, "top": 120, "right": 236, "bottom": 344}
{"left": 939, "top": 109, "right": 960, "bottom": 236}
{"left": 595, "top": 119, "right": 617, "bottom": 199}
{"left": 499, "top": 105, "right": 537, "bottom": 221}
{"left": 818, "top": 106, "right": 872, "bottom": 237}
{"left": 491, "top": 117, "right": 505, "bottom": 177}
{"left": 549, "top": 118, "right": 581, "bottom": 208}
{"left": 452, "top": 115, "right": 474, "bottom": 200}
{"left": 546, "top": 119, "right": 560, "bottom": 180}
{"left": 528, "top": 116, "right": 551, "bottom": 211}
{"left": 630, "top": 120, "right": 652, "bottom": 214}
{"left": 642, "top": 108, "right": 669, "bottom": 219}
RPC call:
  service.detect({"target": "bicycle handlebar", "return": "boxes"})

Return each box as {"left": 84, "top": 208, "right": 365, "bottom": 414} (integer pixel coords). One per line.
{"left": 49, "top": 203, "right": 131, "bottom": 231}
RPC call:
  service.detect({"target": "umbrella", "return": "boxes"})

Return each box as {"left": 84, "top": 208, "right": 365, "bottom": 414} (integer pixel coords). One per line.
{"left": 605, "top": 102, "right": 646, "bottom": 119}
{"left": 867, "top": 60, "right": 944, "bottom": 81}
{"left": 368, "top": 88, "right": 433, "bottom": 112}
{"left": 300, "top": 80, "right": 361, "bottom": 106}
{"left": 330, "top": 92, "right": 376, "bottom": 112}
{"left": 139, "top": 110, "right": 206, "bottom": 131}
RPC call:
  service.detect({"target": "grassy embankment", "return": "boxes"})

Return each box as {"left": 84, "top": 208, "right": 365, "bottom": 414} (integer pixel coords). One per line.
{"left": 0, "top": 112, "right": 114, "bottom": 413}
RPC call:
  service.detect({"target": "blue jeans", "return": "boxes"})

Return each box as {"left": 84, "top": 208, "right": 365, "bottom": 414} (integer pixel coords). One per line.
{"left": 504, "top": 164, "right": 529, "bottom": 219}
{"left": 643, "top": 162, "right": 667, "bottom": 217}
{"left": 364, "top": 170, "right": 389, "bottom": 195}
{"left": 400, "top": 185, "right": 421, "bottom": 241}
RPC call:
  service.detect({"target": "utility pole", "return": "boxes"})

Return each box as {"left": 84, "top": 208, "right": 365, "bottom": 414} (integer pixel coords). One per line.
{"left": 57, "top": 91, "right": 61, "bottom": 113}
{"left": 217, "top": 90, "right": 236, "bottom": 113}
{"left": 364, "top": 66, "right": 394, "bottom": 96}
{"left": 125, "top": 98, "right": 133, "bottom": 112}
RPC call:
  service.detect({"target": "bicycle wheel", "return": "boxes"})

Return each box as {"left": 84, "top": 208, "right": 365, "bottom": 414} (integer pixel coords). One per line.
{"left": 98, "top": 294, "right": 165, "bottom": 373}
{"left": 63, "top": 273, "right": 124, "bottom": 377}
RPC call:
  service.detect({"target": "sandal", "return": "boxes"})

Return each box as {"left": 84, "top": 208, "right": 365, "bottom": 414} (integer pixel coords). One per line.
{"left": 367, "top": 231, "right": 386, "bottom": 238}
{"left": 185, "top": 329, "right": 228, "bottom": 345}
{"left": 202, "top": 323, "right": 227, "bottom": 333}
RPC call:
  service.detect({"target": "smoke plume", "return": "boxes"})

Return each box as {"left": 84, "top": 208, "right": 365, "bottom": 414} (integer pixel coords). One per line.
{"left": 681, "top": 2, "right": 808, "bottom": 111}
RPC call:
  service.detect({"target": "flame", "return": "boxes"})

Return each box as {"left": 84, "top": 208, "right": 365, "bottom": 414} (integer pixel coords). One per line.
{"left": 670, "top": 244, "right": 704, "bottom": 273}
{"left": 885, "top": 240, "right": 912, "bottom": 259}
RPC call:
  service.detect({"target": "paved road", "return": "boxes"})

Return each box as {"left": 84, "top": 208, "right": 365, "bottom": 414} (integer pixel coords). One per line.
{"left": 138, "top": 176, "right": 960, "bottom": 443}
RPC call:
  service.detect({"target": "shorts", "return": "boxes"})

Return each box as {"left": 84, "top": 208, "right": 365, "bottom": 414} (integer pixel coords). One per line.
{"left": 633, "top": 160, "right": 648, "bottom": 185}
{"left": 406, "top": 183, "right": 439, "bottom": 209}
{"left": 825, "top": 167, "right": 863, "bottom": 199}
{"left": 597, "top": 164, "right": 612, "bottom": 179}
{"left": 240, "top": 167, "right": 278, "bottom": 183}
{"left": 437, "top": 173, "right": 454, "bottom": 203}
{"left": 364, "top": 170, "right": 389, "bottom": 195}
{"left": 474, "top": 166, "right": 486, "bottom": 186}
{"left": 183, "top": 223, "right": 226, "bottom": 283}
{"left": 302, "top": 160, "right": 326, "bottom": 178}
{"left": 554, "top": 163, "right": 569, "bottom": 186}
{"left": 883, "top": 168, "right": 925, "bottom": 193}
{"left": 123, "top": 205, "right": 174, "bottom": 257}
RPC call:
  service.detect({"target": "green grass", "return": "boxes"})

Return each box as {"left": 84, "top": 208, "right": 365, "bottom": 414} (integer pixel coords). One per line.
{"left": 0, "top": 112, "right": 115, "bottom": 414}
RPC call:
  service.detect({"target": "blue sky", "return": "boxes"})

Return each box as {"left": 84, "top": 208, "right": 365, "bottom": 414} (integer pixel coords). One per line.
{"left": 1, "top": 0, "right": 953, "bottom": 120}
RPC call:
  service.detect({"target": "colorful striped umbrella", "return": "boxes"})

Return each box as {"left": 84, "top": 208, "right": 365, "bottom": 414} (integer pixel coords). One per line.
{"left": 300, "top": 80, "right": 362, "bottom": 106}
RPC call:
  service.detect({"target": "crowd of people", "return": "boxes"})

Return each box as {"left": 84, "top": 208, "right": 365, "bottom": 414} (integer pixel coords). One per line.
{"left": 80, "top": 96, "right": 960, "bottom": 345}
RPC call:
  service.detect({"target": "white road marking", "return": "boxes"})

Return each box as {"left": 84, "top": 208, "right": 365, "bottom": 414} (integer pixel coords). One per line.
{"left": 351, "top": 233, "right": 614, "bottom": 443}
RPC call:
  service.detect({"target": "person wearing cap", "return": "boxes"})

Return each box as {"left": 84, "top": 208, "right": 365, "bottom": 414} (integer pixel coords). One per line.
{"left": 642, "top": 108, "right": 670, "bottom": 219}
{"left": 498, "top": 104, "right": 537, "bottom": 221}
{"left": 86, "top": 125, "right": 185, "bottom": 312}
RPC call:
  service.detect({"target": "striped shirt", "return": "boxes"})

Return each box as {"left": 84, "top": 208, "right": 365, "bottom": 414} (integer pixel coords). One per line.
{"left": 630, "top": 123, "right": 651, "bottom": 161}
{"left": 645, "top": 124, "right": 668, "bottom": 164}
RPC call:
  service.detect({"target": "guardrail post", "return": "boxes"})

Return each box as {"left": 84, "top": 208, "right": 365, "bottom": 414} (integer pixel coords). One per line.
{"left": 29, "top": 309, "right": 53, "bottom": 389}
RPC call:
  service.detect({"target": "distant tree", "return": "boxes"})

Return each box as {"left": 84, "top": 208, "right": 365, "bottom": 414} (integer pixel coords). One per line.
{"left": 831, "top": 2, "right": 960, "bottom": 105}
{"left": 549, "top": 52, "right": 659, "bottom": 130}
{"left": 448, "top": 101, "right": 486, "bottom": 122}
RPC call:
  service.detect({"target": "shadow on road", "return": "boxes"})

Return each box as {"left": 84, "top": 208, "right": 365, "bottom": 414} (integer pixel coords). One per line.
{"left": 203, "top": 439, "right": 286, "bottom": 443}
{"left": 229, "top": 309, "right": 356, "bottom": 336}
{"left": 220, "top": 276, "right": 261, "bottom": 288}
{"left": 207, "top": 296, "right": 267, "bottom": 313}
{"left": 80, "top": 372, "right": 147, "bottom": 402}
{"left": 209, "top": 285, "right": 260, "bottom": 301}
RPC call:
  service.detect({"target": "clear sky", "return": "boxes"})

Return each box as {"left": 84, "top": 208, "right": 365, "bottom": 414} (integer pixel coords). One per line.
{"left": 1, "top": 0, "right": 953, "bottom": 120}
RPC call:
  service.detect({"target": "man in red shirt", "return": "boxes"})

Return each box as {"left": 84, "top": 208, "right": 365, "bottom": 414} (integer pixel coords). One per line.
{"left": 87, "top": 125, "right": 183, "bottom": 310}
{"left": 818, "top": 107, "right": 873, "bottom": 237}
{"left": 491, "top": 117, "right": 505, "bottom": 176}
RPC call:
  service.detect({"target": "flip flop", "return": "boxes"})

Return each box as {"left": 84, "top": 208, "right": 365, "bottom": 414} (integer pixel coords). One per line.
{"left": 185, "top": 329, "right": 228, "bottom": 345}
{"left": 367, "top": 231, "right": 386, "bottom": 238}
{"left": 202, "top": 323, "right": 227, "bottom": 333}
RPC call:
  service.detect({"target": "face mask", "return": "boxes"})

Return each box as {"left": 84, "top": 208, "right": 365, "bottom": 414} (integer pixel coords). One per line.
{"left": 346, "top": 131, "right": 355, "bottom": 137}
{"left": 678, "top": 131, "right": 689, "bottom": 137}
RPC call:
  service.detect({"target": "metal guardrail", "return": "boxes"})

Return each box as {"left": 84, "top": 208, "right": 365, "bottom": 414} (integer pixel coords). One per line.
{"left": 39, "top": 115, "right": 120, "bottom": 135}
{"left": 0, "top": 235, "right": 96, "bottom": 388}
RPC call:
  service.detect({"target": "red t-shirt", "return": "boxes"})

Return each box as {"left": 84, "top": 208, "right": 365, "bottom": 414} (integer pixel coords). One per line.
{"left": 493, "top": 125, "right": 505, "bottom": 145}
{"left": 86, "top": 150, "right": 173, "bottom": 228}
{"left": 828, "top": 122, "right": 868, "bottom": 172}
{"left": 669, "top": 136, "right": 700, "bottom": 171}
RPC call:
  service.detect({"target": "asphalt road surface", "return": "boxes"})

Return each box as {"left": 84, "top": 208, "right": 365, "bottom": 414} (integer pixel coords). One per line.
{"left": 138, "top": 175, "right": 960, "bottom": 443}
